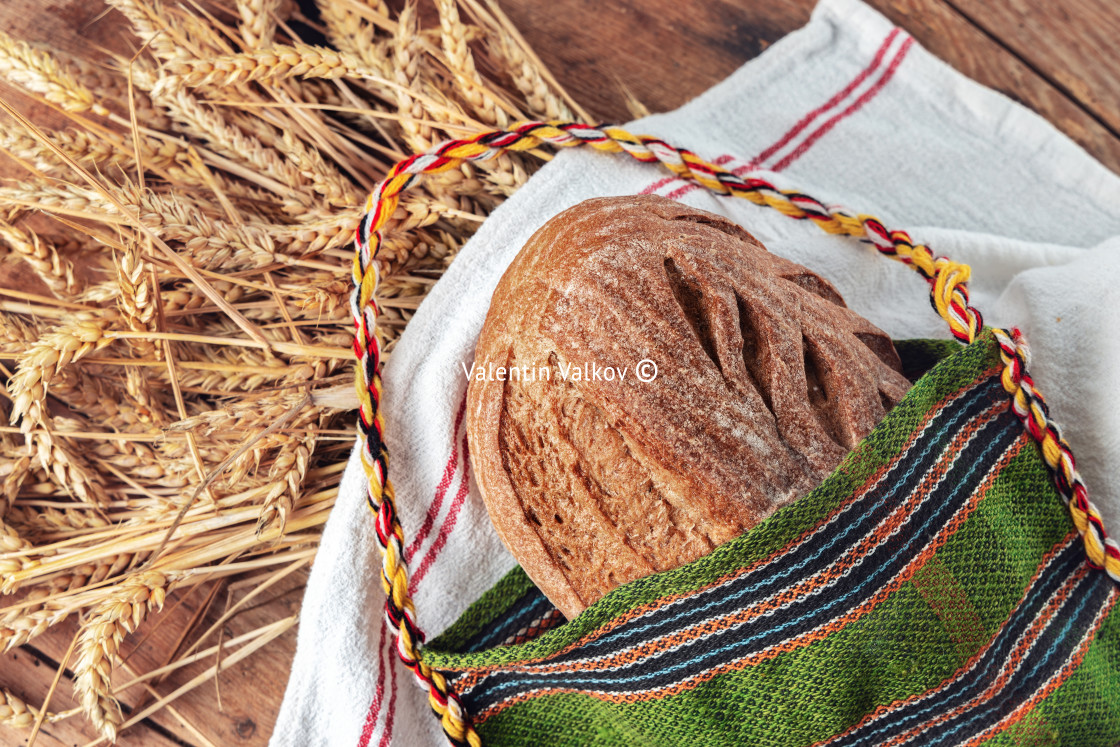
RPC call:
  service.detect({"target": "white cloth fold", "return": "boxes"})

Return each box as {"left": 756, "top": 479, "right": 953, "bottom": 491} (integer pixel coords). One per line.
{"left": 271, "top": 0, "right": 1120, "bottom": 743}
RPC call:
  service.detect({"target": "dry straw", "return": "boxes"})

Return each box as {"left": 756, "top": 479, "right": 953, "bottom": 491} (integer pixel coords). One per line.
{"left": 0, "top": 0, "right": 593, "bottom": 742}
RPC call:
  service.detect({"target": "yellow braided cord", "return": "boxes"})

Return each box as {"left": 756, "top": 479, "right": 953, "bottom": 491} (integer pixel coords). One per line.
{"left": 991, "top": 328, "right": 1120, "bottom": 582}
{"left": 349, "top": 121, "right": 1115, "bottom": 745}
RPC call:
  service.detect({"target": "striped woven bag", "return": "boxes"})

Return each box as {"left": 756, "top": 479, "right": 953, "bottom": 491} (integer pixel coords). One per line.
{"left": 350, "top": 122, "right": 1120, "bottom": 746}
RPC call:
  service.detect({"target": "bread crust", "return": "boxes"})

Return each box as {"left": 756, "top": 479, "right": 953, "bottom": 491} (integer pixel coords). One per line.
{"left": 466, "top": 195, "right": 911, "bottom": 619}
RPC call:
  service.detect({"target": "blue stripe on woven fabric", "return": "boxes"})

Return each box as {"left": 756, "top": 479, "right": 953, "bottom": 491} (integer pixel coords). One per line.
{"left": 466, "top": 411, "right": 1018, "bottom": 700}
{"left": 921, "top": 570, "right": 1111, "bottom": 745}
{"left": 464, "top": 589, "right": 553, "bottom": 653}
{"left": 464, "top": 596, "right": 543, "bottom": 653}
{"left": 567, "top": 380, "right": 1000, "bottom": 659}
{"left": 830, "top": 540, "right": 1083, "bottom": 747}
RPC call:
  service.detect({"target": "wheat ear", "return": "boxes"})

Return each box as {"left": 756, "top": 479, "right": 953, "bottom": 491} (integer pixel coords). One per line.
{"left": 0, "top": 220, "right": 75, "bottom": 297}
{"left": 0, "top": 30, "right": 108, "bottom": 115}
{"left": 73, "top": 571, "right": 170, "bottom": 742}
{"left": 434, "top": 0, "right": 509, "bottom": 127}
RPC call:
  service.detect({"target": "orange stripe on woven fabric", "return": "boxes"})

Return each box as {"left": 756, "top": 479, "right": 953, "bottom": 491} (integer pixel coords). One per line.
{"left": 449, "top": 368, "right": 1004, "bottom": 687}
{"left": 873, "top": 560, "right": 1088, "bottom": 747}
{"left": 471, "top": 436, "right": 1025, "bottom": 721}
{"left": 958, "top": 586, "right": 1118, "bottom": 747}
{"left": 498, "top": 407, "right": 1014, "bottom": 680}
{"left": 810, "top": 533, "right": 1079, "bottom": 746}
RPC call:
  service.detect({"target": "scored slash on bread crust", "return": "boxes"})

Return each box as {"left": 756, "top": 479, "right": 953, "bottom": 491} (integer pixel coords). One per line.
{"left": 466, "top": 195, "right": 912, "bottom": 620}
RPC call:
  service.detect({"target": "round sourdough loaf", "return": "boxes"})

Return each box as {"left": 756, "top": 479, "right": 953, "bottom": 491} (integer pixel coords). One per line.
{"left": 466, "top": 195, "right": 911, "bottom": 619}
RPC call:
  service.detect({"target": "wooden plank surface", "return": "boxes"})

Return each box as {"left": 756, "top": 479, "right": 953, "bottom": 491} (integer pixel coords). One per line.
{"left": 0, "top": 570, "right": 305, "bottom": 747}
{"left": 500, "top": 0, "right": 1120, "bottom": 172}
{"left": 944, "top": 0, "right": 1120, "bottom": 138}
{"left": 491, "top": 0, "right": 813, "bottom": 124}
{"left": 0, "top": 0, "right": 1117, "bottom": 745}
{"left": 0, "top": 645, "right": 183, "bottom": 747}
{"left": 865, "top": 0, "right": 1120, "bottom": 172}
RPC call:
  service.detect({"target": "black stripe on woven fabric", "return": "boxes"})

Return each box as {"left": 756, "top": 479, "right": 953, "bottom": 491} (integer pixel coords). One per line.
{"left": 460, "top": 586, "right": 555, "bottom": 654}
{"left": 462, "top": 394, "right": 1021, "bottom": 708}
{"left": 825, "top": 540, "right": 1085, "bottom": 746}
{"left": 556, "top": 377, "right": 1006, "bottom": 661}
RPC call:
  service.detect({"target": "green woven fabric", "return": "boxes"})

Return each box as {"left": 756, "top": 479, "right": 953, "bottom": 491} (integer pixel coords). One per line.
{"left": 425, "top": 334, "right": 1120, "bottom": 746}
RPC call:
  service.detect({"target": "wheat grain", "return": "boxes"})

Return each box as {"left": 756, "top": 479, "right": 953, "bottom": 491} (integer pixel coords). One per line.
{"left": 7, "top": 321, "right": 114, "bottom": 505}
{"left": 257, "top": 426, "right": 314, "bottom": 535}
{"left": 0, "top": 559, "right": 127, "bottom": 650}
{"left": 315, "top": 0, "right": 391, "bottom": 77}
{"left": 0, "top": 519, "right": 33, "bottom": 581}
{"left": 136, "top": 191, "right": 280, "bottom": 268}
{"left": 229, "top": 109, "right": 361, "bottom": 207}
{"left": 9, "top": 320, "right": 113, "bottom": 432}
{"left": 57, "top": 47, "right": 175, "bottom": 131}
{"left": 115, "top": 241, "right": 158, "bottom": 360}
{"left": 0, "top": 183, "right": 116, "bottom": 218}
{"left": 0, "top": 444, "right": 32, "bottom": 511}
{"left": 5, "top": 503, "right": 111, "bottom": 534}
{"left": 149, "top": 87, "right": 329, "bottom": 212}
{"left": 107, "top": 0, "right": 227, "bottom": 62}
{"left": 0, "top": 688, "right": 39, "bottom": 729}
{"left": 0, "top": 593, "right": 69, "bottom": 651}
{"left": 391, "top": 1, "right": 438, "bottom": 151}
{"left": 238, "top": 0, "right": 282, "bottom": 50}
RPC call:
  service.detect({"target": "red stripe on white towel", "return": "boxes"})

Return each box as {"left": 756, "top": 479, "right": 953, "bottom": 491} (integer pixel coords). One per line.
{"left": 357, "top": 620, "right": 390, "bottom": 747}
{"left": 404, "top": 395, "right": 468, "bottom": 564}
{"left": 378, "top": 644, "right": 398, "bottom": 747}
{"left": 769, "top": 35, "right": 913, "bottom": 171}
{"left": 752, "top": 28, "right": 901, "bottom": 169}
{"left": 648, "top": 28, "right": 912, "bottom": 202}
{"left": 410, "top": 428, "right": 473, "bottom": 594}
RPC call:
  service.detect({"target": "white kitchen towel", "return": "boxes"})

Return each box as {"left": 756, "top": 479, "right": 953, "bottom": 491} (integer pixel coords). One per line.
{"left": 271, "top": 0, "right": 1120, "bottom": 743}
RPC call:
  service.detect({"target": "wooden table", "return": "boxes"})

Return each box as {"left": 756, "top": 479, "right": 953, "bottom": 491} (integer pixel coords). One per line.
{"left": 0, "top": 0, "right": 1116, "bottom": 745}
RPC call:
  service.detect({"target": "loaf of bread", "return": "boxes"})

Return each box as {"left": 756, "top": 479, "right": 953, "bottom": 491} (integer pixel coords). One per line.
{"left": 466, "top": 195, "right": 911, "bottom": 619}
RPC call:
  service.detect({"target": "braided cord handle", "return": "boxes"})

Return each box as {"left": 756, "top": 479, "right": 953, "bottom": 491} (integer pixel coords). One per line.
{"left": 350, "top": 120, "right": 1118, "bottom": 746}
